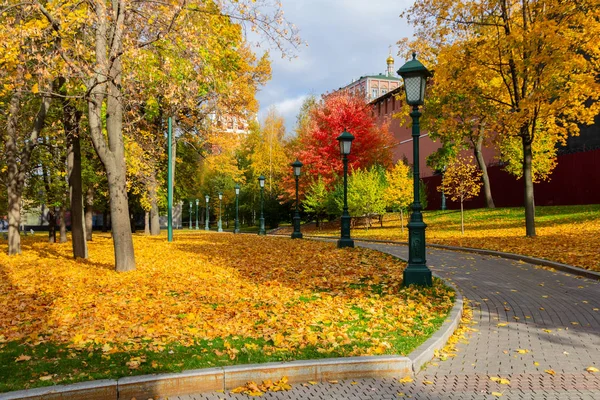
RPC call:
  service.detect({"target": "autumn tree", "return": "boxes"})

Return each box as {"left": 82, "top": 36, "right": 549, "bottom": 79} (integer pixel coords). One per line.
{"left": 0, "top": 3, "right": 58, "bottom": 255}
{"left": 404, "top": 0, "right": 600, "bottom": 236}
{"left": 439, "top": 156, "right": 483, "bottom": 234}
{"left": 297, "top": 91, "right": 394, "bottom": 185}
{"left": 384, "top": 160, "right": 413, "bottom": 233}
{"left": 341, "top": 167, "right": 387, "bottom": 230}
{"left": 25, "top": 0, "right": 299, "bottom": 271}
{"left": 302, "top": 176, "right": 329, "bottom": 229}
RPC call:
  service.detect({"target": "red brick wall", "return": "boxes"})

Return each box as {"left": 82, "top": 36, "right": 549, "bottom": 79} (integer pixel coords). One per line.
{"left": 422, "top": 149, "right": 600, "bottom": 210}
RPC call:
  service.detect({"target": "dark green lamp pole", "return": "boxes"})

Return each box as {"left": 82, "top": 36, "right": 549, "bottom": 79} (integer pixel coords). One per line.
{"left": 189, "top": 201, "right": 192, "bottom": 229}
{"left": 398, "top": 52, "right": 433, "bottom": 287}
{"left": 291, "top": 159, "right": 303, "bottom": 239}
{"left": 258, "top": 175, "right": 266, "bottom": 235}
{"left": 218, "top": 193, "right": 223, "bottom": 232}
{"left": 234, "top": 184, "right": 240, "bottom": 233}
{"left": 195, "top": 199, "right": 199, "bottom": 230}
{"left": 205, "top": 195, "right": 210, "bottom": 231}
{"left": 441, "top": 166, "right": 447, "bottom": 211}
{"left": 336, "top": 130, "right": 354, "bottom": 249}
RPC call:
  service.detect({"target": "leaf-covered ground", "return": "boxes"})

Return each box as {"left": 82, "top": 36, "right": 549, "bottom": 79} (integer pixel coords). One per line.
{"left": 0, "top": 233, "right": 453, "bottom": 392}
{"left": 287, "top": 205, "right": 600, "bottom": 272}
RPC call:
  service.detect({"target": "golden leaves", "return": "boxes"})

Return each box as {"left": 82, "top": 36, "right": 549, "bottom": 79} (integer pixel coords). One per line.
{"left": 490, "top": 377, "right": 510, "bottom": 385}
{"left": 544, "top": 369, "right": 556, "bottom": 376}
{"left": 231, "top": 376, "right": 291, "bottom": 396}
{"left": 0, "top": 233, "right": 453, "bottom": 358}
{"left": 586, "top": 366, "right": 599, "bottom": 373}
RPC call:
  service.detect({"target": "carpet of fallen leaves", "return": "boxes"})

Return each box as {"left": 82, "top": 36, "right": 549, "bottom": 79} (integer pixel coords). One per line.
{"left": 0, "top": 233, "right": 453, "bottom": 357}
{"left": 281, "top": 206, "right": 600, "bottom": 272}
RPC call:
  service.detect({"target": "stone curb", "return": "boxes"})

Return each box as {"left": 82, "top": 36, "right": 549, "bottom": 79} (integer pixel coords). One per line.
{"left": 1, "top": 238, "right": 464, "bottom": 400}
{"left": 408, "top": 277, "right": 463, "bottom": 374}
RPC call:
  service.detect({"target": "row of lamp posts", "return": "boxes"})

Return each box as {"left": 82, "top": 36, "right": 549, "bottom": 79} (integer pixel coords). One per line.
{"left": 183, "top": 54, "right": 432, "bottom": 286}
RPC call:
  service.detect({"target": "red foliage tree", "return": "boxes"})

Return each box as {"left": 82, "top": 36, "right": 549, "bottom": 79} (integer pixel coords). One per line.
{"left": 298, "top": 91, "right": 393, "bottom": 186}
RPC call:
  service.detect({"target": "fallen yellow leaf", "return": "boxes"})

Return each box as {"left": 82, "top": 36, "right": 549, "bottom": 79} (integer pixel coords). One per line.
{"left": 399, "top": 376, "right": 413, "bottom": 384}
{"left": 586, "top": 366, "right": 599, "bottom": 373}
{"left": 491, "top": 392, "right": 503, "bottom": 397}
{"left": 545, "top": 369, "right": 556, "bottom": 376}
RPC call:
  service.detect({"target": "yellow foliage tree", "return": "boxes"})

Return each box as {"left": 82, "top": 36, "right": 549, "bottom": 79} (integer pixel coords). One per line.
{"left": 439, "top": 156, "right": 483, "bottom": 234}
{"left": 384, "top": 160, "right": 413, "bottom": 233}
{"left": 403, "top": 0, "right": 600, "bottom": 237}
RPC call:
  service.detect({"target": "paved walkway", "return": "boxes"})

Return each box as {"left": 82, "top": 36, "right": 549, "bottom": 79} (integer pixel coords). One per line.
{"left": 178, "top": 242, "right": 600, "bottom": 399}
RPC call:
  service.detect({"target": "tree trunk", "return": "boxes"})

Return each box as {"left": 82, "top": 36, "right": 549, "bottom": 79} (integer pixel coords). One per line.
{"left": 85, "top": 187, "right": 94, "bottom": 240}
{"left": 102, "top": 209, "right": 108, "bottom": 232}
{"left": 473, "top": 130, "right": 495, "bottom": 208}
{"left": 59, "top": 206, "right": 67, "bottom": 243}
{"left": 5, "top": 83, "right": 51, "bottom": 254}
{"left": 5, "top": 76, "right": 24, "bottom": 255}
{"left": 522, "top": 136, "right": 536, "bottom": 237}
{"left": 144, "top": 211, "right": 150, "bottom": 235}
{"left": 87, "top": 0, "right": 135, "bottom": 271}
{"left": 400, "top": 209, "right": 404, "bottom": 234}
{"left": 64, "top": 90, "right": 88, "bottom": 256}
{"left": 7, "top": 181, "right": 22, "bottom": 255}
{"left": 460, "top": 200, "right": 464, "bottom": 235}
{"left": 150, "top": 178, "right": 160, "bottom": 236}
{"left": 48, "top": 208, "right": 56, "bottom": 243}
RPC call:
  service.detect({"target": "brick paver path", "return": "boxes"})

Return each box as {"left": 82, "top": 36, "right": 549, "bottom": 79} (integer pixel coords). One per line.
{"left": 178, "top": 242, "right": 600, "bottom": 399}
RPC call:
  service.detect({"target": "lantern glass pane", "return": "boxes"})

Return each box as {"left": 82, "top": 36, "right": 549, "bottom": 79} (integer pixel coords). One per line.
{"left": 403, "top": 75, "right": 423, "bottom": 105}
{"left": 235, "top": 188, "right": 240, "bottom": 195}
{"left": 342, "top": 140, "right": 352, "bottom": 155}
{"left": 294, "top": 167, "right": 301, "bottom": 176}
{"left": 259, "top": 179, "right": 265, "bottom": 188}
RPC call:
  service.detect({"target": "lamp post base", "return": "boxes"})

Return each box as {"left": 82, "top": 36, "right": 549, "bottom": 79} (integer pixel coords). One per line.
{"left": 258, "top": 217, "right": 266, "bottom": 235}
{"left": 218, "top": 221, "right": 223, "bottom": 233}
{"left": 337, "top": 238, "right": 354, "bottom": 248}
{"left": 404, "top": 266, "right": 432, "bottom": 286}
{"left": 291, "top": 231, "right": 303, "bottom": 239}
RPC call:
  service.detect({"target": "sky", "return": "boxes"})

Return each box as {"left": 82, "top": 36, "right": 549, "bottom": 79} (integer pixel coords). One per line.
{"left": 254, "top": 0, "right": 416, "bottom": 134}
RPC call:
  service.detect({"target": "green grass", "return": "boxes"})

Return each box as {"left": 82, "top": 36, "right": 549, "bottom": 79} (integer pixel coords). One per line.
{"left": 0, "top": 281, "right": 453, "bottom": 393}
{"left": 290, "top": 205, "right": 600, "bottom": 271}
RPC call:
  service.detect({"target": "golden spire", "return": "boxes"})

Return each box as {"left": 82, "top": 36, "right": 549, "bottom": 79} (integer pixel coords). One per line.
{"left": 387, "top": 45, "right": 394, "bottom": 64}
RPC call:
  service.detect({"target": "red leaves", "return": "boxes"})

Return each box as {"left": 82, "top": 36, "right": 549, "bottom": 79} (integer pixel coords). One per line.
{"left": 298, "top": 92, "right": 394, "bottom": 185}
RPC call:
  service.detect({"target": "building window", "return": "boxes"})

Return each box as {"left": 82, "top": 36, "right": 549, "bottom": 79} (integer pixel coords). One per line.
{"left": 381, "top": 89, "right": 387, "bottom": 95}
{"left": 372, "top": 88, "right": 378, "bottom": 99}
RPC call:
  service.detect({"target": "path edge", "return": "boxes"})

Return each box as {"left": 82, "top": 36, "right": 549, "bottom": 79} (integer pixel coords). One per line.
{"left": 0, "top": 244, "right": 464, "bottom": 400}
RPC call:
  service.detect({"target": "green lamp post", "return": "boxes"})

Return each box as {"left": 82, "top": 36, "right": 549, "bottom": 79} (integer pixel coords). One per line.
{"left": 205, "top": 195, "right": 210, "bottom": 231}
{"left": 441, "top": 166, "right": 447, "bottom": 211}
{"left": 258, "top": 175, "right": 266, "bottom": 235}
{"left": 398, "top": 52, "right": 433, "bottom": 287}
{"left": 234, "top": 184, "right": 241, "bottom": 233}
{"left": 195, "top": 199, "right": 199, "bottom": 230}
{"left": 291, "top": 159, "right": 303, "bottom": 239}
{"left": 218, "top": 192, "right": 223, "bottom": 232}
{"left": 189, "top": 201, "right": 192, "bottom": 229}
{"left": 336, "top": 130, "right": 354, "bottom": 249}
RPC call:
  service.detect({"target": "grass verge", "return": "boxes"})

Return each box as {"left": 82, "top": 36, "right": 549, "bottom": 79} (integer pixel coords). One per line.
{"left": 0, "top": 233, "right": 453, "bottom": 392}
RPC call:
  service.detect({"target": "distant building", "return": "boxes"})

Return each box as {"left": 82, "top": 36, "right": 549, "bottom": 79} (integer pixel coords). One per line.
{"left": 337, "top": 50, "right": 403, "bottom": 102}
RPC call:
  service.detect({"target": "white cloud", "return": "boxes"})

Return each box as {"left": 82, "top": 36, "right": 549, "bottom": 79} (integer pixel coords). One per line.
{"left": 259, "top": 94, "right": 310, "bottom": 134}
{"left": 255, "top": 0, "right": 416, "bottom": 132}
